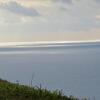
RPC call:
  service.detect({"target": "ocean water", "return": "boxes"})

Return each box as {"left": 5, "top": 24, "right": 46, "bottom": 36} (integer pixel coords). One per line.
{"left": 0, "top": 42, "right": 100, "bottom": 99}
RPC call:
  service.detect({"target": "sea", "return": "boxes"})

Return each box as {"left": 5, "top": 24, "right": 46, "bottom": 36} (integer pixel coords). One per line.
{"left": 0, "top": 41, "right": 100, "bottom": 99}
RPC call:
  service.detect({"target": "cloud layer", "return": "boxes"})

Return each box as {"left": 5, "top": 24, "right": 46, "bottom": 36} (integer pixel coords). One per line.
{"left": 0, "top": 1, "right": 39, "bottom": 17}
{"left": 0, "top": 0, "right": 100, "bottom": 42}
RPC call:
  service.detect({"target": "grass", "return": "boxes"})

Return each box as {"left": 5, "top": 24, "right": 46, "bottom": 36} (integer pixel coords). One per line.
{"left": 0, "top": 79, "right": 86, "bottom": 100}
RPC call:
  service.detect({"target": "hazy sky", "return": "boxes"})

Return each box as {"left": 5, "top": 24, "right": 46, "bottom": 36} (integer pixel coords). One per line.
{"left": 0, "top": 0, "right": 100, "bottom": 42}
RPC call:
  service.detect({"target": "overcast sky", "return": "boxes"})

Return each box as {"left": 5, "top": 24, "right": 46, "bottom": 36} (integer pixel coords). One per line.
{"left": 0, "top": 0, "right": 100, "bottom": 42}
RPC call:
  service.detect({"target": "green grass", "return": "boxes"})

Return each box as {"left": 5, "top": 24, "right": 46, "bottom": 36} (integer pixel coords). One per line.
{"left": 0, "top": 79, "right": 84, "bottom": 100}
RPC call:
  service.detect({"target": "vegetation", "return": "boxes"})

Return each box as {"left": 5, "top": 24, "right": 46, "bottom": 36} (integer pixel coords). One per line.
{"left": 0, "top": 79, "right": 86, "bottom": 100}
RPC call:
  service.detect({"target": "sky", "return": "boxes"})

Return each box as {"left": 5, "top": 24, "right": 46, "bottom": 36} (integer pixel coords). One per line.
{"left": 0, "top": 0, "right": 100, "bottom": 42}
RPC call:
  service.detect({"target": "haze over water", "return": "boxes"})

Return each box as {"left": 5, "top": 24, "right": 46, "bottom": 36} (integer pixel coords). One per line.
{"left": 0, "top": 42, "right": 100, "bottom": 99}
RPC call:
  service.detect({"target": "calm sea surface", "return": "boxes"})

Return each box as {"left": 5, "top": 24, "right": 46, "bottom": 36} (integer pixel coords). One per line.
{"left": 0, "top": 42, "right": 100, "bottom": 99}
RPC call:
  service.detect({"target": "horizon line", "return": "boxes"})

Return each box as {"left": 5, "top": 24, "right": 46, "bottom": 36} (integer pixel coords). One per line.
{"left": 0, "top": 40, "right": 99, "bottom": 47}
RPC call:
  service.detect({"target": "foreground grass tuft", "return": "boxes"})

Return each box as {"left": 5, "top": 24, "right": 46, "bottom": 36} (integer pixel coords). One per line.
{"left": 0, "top": 79, "right": 83, "bottom": 100}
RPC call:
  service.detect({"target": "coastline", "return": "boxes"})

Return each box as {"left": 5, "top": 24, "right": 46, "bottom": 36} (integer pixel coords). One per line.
{"left": 0, "top": 40, "right": 99, "bottom": 48}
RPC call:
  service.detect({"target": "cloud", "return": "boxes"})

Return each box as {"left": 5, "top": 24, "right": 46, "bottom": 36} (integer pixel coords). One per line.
{"left": 52, "top": 0, "right": 73, "bottom": 4}
{"left": 0, "top": 1, "right": 39, "bottom": 17}
{"left": 94, "top": 0, "right": 100, "bottom": 2}
{"left": 17, "top": 0, "right": 72, "bottom": 3}
{"left": 95, "top": 15, "right": 100, "bottom": 20}
{"left": 0, "top": 0, "right": 99, "bottom": 42}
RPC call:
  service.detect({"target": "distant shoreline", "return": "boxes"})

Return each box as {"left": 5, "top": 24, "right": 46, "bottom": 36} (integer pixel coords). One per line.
{"left": 0, "top": 40, "right": 100, "bottom": 47}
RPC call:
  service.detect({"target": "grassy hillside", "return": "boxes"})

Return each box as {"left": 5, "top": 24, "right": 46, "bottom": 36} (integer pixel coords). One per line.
{"left": 0, "top": 79, "right": 81, "bottom": 100}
